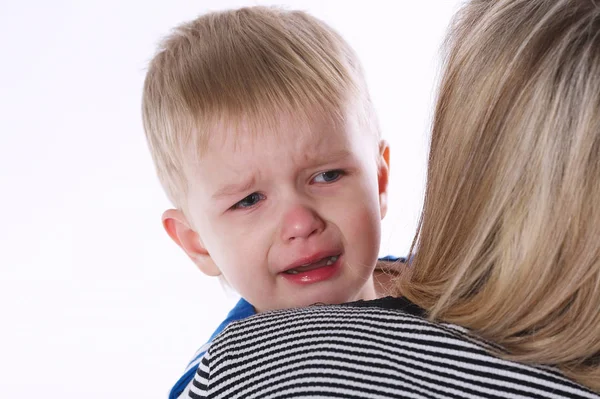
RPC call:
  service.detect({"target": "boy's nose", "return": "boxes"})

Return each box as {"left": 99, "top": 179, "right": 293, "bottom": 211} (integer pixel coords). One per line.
{"left": 280, "top": 204, "right": 325, "bottom": 242}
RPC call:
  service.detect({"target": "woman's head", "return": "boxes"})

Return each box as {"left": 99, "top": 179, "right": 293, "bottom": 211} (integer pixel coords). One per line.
{"left": 404, "top": 0, "right": 600, "bottom": 388}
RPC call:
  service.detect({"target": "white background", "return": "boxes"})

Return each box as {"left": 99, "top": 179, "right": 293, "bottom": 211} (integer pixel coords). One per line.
{"left": 0, "top": 1, "right": 461, "bottom": 397}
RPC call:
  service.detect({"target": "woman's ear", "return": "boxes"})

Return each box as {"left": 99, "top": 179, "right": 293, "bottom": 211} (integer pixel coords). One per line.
{"left": 162, "top": 209, "right": 221, "bottom": 276}
{"left": 377, "top": 140, "right": 391, "bottom": 219}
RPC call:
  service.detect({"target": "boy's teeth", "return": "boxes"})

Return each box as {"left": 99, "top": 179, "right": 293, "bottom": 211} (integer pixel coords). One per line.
{"left": 326, "top": 255, "right": 339, "bottom": 266}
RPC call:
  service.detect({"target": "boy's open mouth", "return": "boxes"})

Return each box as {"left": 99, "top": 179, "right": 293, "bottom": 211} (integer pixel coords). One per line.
{"left": 284, "top": 255, "right": 339, "bottom": 274}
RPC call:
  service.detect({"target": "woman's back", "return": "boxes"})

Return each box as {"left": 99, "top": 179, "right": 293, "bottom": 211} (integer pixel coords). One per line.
{"left": 192, "top": 298, "right": 599, "bottom": 399}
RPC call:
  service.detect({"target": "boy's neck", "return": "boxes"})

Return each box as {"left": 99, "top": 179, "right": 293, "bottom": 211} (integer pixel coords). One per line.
{"left": 373, "top": 258, "right": 408, "bottom": 298}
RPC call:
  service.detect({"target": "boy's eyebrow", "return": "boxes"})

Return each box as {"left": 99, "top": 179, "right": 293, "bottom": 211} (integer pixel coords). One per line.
{"left": 301, "top": 148, "right": 352, "bottom": 165}
{"left": 212, "top": 176, "right": 256, "bottom": 199}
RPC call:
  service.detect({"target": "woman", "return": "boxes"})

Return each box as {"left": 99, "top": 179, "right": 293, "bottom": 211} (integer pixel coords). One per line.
{"left": 189, "top": 0, "right": 600, "bottom": 397}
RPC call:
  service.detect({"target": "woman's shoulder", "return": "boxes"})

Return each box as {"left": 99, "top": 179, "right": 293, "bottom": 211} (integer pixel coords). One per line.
{"left": 211, "top": 296, "right": 498, "bottom": 359}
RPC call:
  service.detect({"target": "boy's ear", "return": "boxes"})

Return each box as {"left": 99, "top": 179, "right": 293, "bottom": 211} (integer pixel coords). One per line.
{"left": 377, "top": 140, "right": 390, "bottom": 220}
{"left": 161, "top": 209, "right": 221, "bottom": 277}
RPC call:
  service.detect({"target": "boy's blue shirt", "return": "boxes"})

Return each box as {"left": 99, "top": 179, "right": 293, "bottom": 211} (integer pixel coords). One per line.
{"left": 168, "top": 255, "right": 405, "bottom": 399}
{"left": 168, "top": 298, "right": 254, "bottom": 399}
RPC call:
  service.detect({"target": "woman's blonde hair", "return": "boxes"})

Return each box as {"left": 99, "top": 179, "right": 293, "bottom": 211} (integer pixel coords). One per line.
{"left": 142, "top": 7, "right": 377, "bottom": 210}
{"left": 402, "top": 0, "right": 600, "bottom": 390}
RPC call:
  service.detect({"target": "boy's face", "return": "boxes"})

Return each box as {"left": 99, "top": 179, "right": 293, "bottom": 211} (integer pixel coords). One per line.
{"left": 165, "top": 105, "right": 389, "bottom": 312}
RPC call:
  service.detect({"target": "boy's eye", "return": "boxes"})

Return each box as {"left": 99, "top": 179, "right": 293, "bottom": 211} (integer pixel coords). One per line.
{"left": 231, "top": 192, "right": 264, "bottom": 210}
{"left": 312, "top": 170, "right": 344, "bottom": 184}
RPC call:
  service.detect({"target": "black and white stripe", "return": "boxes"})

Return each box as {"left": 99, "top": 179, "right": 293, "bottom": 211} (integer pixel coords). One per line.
{"left": 190, "top": 298, "right": 599, "bottom": 399}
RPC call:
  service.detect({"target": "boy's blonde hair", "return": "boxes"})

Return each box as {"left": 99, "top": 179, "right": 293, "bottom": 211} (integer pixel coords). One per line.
{"left": 402, "top": 0, "right": 600, "bottom": 390}
{"left": 142, "top": 7, "right": 378, "bottom": 210}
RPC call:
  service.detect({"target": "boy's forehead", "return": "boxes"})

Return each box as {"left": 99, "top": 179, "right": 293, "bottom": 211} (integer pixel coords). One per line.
{"left": 203, "top": 108, "right": 359, "bottom": 154}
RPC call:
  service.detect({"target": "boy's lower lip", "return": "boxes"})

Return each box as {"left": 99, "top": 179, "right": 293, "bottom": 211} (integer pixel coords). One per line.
{"left": 280, "top": 255, "right": 341, "bottom": 285}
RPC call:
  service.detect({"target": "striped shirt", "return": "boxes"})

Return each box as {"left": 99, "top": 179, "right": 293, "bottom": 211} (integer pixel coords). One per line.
{"left": 190, "top": 297, "right": 599, "bottom": 399}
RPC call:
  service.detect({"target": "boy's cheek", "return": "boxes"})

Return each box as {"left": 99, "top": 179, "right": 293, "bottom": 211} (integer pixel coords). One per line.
{"left": 341, "top": 201, "right": 382, "bottom": 243}
{"left": 217, "top": 225, "right": 271, "bottom": 258}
